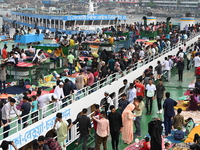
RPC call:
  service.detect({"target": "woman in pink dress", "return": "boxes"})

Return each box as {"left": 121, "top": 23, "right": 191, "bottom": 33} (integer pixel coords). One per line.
{"left": 121, "top": 103, "right": 136, "bottom": 144}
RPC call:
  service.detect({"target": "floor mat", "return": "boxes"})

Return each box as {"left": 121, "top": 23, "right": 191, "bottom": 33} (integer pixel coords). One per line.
{"left": 124, "top": 140, "right": 143, "bottom": 150}
{"left": 5, "top": 86, "right": 26, "bottom": 94}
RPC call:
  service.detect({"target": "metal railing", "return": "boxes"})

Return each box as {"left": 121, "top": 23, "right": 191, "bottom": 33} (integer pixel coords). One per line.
{"left": 0, "top": 32, "right": 199, "bottom": 143}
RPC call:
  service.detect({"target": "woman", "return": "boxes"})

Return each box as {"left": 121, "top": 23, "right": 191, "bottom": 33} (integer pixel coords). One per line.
{"left": 121, "top": 103, "right": 136, "bottom": 144}
{"left": 187, "top": 95, "right": 198, "bottom": 111}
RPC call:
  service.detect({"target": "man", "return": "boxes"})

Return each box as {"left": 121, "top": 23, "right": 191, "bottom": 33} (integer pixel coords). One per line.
{"left": 108, "top": 105, "right": 122, "bottom": 150}
{"left": 162, "top": 57, "right": 170, "bottom": 81}
{"left": 187, "top": 49, "right": 192, "bottom": 70}
{"left": 123, "top": 79, "right": 129, "bottom": 94}
{"left": 1, "top": 98, "right": 21, "bottom": 138}
{"left": 0, "top": 141, "right": 18, "bottom": 150}
{"left": 53, "top": 113, "right": 68, "bottom": 150}
{"left": 63, "top": 78, "right": 74, "bottom": 107}
{"left": 156, "top": 79, "right": 166, "bottom": 114}
{"left": 71, "top": 108, "right": 91, "bottom": 150}
{"left": 87, "top": 69, "right": 95, "bottom": 92}
{"left": 37, "top": 92, "right": 57, "bottom": 117}
{"left": 163, "top": 92, "right": 177, "bottom": 137}
{"left": 134, "top": 96, "right": 145, "bottom": 137}
{"left": 107, "top": 56, "right": 115, "bottom": 74}
{"left": 92, "top": 104, "right": 101, "bottom": 149}
{"left": 143, "top": 66, "right": 153, "bottom": 77}
{"left": 67, "top": 51, "right": 75, "bottom": 75}
{"left": 54, "top": 82, "right": 65, "bottom": 111}
{"left": 38, "top": 136, "right": 50, "bottom": 150}
{"left": 173, "top": 108, "right": 184, "bottom": 129}
{"left": 134, "top": 79, "right": 145, "bottom": 97}
{"left": 156, "top": 60, "right": 162, "bottom": 79}
{"left": 177, "top": 57, "right": 185, "bottom": 81}
{"left": 143, "top": 73, "right": 154, "bottom": 87}
{"left": 100, "top": 91, "right": 113, "bottom": 113}
{"left": 193, "top": 53, "right": 200, "bottom": 75}
{"left": 127, "top": 83, "right": 136, "bottom": 103}
{"left": 0, "top": 64, "right": 7, "bottom": 94}
{"left": 19, "top": 96, "right": 31, "bottom": 128}
{"left": 61, "top": 36, "right": 69, "bottom": 47}
{"left": 145, "top": 78, "right": 156, "bottom": 115}
{"left": 118, "top": 93, "right": 129, "bottom": 114}
{"left": 93, "top": 111, "right": 110, "bottom": 150}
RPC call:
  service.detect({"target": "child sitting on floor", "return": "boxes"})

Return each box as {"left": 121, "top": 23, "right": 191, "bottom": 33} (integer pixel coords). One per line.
{"left": 164, "top": 142, "right": 171, "bottom": 150}
{"left": 140, "top": 137, "right": 150, "bottom": 150}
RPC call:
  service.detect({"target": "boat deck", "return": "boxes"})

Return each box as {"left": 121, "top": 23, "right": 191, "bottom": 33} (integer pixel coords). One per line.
{"left": 67, "top": 68, "right": 195, "bottom": 150}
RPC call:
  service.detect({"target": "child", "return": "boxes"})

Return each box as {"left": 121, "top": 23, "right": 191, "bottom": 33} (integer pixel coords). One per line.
{"left": 164, "top": 142, "right": 170, "bottom": 150}
{"left": 140, "top": 137, "right": 150, "bottom": 150}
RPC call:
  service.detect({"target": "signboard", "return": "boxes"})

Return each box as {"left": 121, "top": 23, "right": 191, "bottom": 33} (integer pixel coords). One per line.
{"left": 11, "top": 12, "right": 126, "bottom": 21}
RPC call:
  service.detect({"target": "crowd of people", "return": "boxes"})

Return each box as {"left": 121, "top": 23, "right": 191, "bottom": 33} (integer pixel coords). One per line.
{"left": 1, "top": 22, "right": 200, "bottom": 150}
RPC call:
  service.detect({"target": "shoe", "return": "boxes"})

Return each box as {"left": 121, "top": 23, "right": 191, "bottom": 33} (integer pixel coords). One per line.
{"left": 157, "top": 110, "right": 160, "bottom": 114}
{"left": 146, "top": 112, "right": 148, "bottom": 115}
{"left": 159, "top": 109, "right": 163, "bottom": 113}
{"left": 149, "top": 112, "right": 152, "bottom": 115}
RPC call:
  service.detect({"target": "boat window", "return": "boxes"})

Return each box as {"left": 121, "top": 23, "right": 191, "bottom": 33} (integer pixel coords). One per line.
{"left": 85, "top": 20, "right": 92, "bottom": 25}
{"left": 93, "top": 20, "right": 101, "bottom": 25}
{"left": 110, "top": 20, "right": 115, "bottom": 25}
{"left": 118, "top": 86, "right": 125, "bottom": 99}
{"left": 76, "top": 20, "right": 84, "bottom": 25}
{"left": 102, "top": 20, "right": 109, "bottom": 25}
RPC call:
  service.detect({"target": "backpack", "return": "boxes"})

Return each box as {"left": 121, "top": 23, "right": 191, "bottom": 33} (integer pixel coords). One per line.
{"left": 45, "top": 138, "right": 62, "bottom": 150}
{"left": 24, "top": 79, "right": 31, "bottom": 88}
{"left": 174, "top": 130, "right": 185, "bottom": 141}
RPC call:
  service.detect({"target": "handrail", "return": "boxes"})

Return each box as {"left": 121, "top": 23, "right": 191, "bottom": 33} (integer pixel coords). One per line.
{"left": 0, "top": 32, "right": 199, "bottom": 142}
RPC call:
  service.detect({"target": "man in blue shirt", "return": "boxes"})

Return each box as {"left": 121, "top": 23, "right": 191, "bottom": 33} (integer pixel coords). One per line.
{"left": 163, "top": 92, "right": 177, "bottom": 137}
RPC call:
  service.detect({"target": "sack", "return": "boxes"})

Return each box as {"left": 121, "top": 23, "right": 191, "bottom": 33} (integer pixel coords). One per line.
{"left": 174, "top": 130, "right": 184, "bottom": 141}
{"left": 19, "top": 79, "right": 24, "bottom": 87}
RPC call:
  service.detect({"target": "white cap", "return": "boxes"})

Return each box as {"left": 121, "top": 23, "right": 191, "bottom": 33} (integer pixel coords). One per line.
{"left": 56, "top": 74, "right": 60, "bottom": 78}
{"left": 104, "top": 91, "right": 109, "bottom": 95}
{"left": 59, "top": 82, "right": 64, "bottom": 85}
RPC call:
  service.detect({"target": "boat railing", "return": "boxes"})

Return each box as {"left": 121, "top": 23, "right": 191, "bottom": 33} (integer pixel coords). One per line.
{"left": 12, "top": 10, "right": 87, "bottom": 16}
{"left": 0, "top": 32, "right": 199, "bottom": 142}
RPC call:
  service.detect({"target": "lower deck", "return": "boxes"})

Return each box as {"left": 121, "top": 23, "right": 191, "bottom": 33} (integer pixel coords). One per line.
{"left": 67, "top": 67, "right": 195, "bottom": 150}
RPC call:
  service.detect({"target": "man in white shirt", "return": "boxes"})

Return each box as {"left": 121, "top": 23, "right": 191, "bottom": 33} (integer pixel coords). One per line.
{"left": 127, "top": 83, "right": 136, "bottom": 103}
{"left": 145, "top": 79, "right": 156, "bottom": 115}
{"left": 178, "top": 49, "right": 184, "bottom": 59}
{"left": 37, "top": 93, "right": 57, "bottom": 117}
{"left": 139, "top": 49, "right": 145, "bottom": 58}
{"left": 1, "top": 98, "right": 21, "bottom": 138}
{"left": 53, "top": 113, "right": 68, "bottom": 150}
{"left": 162, "top": 57, "right": 170, "bottom": 81}
{"left": 193, "top": 53, "right": 200, "bottom": 68}
{"left": 54, "top": 82, "right": 65, "bottom": 99}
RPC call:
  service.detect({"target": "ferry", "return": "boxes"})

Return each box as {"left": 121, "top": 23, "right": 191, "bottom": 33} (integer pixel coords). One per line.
{"left": 2, "top": 0, "right": 126, "bottom": 35}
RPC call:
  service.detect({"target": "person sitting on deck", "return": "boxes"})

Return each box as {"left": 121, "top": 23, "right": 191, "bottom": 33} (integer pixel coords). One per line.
{"left": 187, "top": 94, "right": 199, "bottom": 111}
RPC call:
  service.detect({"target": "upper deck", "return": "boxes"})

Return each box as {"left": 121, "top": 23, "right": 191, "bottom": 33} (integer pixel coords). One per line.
{"left": 10, "top": 11, "right": 127, "bottom": 21}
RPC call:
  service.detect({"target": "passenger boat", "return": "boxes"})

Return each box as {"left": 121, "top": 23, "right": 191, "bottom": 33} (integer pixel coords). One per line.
{"left": 2, "top": 0, "right": 126, "bottom": 35}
